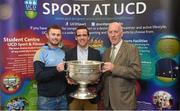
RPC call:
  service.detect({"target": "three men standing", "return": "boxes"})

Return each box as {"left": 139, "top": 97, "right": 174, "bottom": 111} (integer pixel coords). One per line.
{"left": 33, "top": 22, "right": 141, "bottom": 110}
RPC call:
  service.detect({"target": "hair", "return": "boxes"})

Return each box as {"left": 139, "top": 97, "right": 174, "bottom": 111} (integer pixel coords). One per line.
{"left": 47, "top": 25, "right": 62, "bottom": 34}
{"left": 75, "top": 25, "right": 89, "bottom": 36}
{"left": 108, "top": 22, "right": 123, "bottom": 32}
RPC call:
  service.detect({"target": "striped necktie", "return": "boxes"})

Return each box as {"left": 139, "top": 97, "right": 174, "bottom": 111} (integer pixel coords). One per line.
{"left": 110, "top": 46, "right": 116, "bottom": 62}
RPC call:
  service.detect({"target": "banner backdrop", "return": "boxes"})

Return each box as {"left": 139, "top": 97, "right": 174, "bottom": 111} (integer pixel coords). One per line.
{"left": 0, "top": 0, "right": 179, "bottom": 110}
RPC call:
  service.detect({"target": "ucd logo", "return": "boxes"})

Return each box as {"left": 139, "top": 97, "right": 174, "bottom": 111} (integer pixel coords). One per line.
{"left": 24, "top": 0, "right": 38, "bottom": 19}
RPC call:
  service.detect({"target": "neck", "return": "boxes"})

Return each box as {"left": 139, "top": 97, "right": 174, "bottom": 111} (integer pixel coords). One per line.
{"left": 78, "top": 44, "right": 88, "bottom": 49}
{"left": 113, "top": 40, "right": 122, "bottom": 46}
{"left": 48, "top": 42, "right": 58, "bottom": 48}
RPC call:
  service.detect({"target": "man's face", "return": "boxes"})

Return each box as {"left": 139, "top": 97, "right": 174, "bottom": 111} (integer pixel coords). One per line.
{"left": 75, "top": 29, "right": 89, "bottom": 48}
{"left": 46, "top": 28, "right": 62, "bottom": 47}
{"left": 108, "top": 23, "right": 123, "bottom": 45}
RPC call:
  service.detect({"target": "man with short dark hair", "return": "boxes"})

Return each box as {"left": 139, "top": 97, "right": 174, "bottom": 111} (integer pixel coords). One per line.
{"left": 65, "top": 25, "right": 101, "bottom": 110}
{"left": 33, "top": 25, "right": 68, "bottom": 110}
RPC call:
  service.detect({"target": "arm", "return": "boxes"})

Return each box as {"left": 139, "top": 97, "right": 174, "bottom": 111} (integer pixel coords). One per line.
{"left": 33, "top": 61, "right": 60, "bottom": 82}
{"left": 33, "top": 49, "right": 65, "bottom": 82}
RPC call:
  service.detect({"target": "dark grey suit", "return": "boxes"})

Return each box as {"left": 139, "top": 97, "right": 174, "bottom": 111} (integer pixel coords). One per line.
{"left": 65, "top": 46, "right": 101, "bottom": 62}
{"left": 101, "top": 41, "right": 141, "bottom": 110}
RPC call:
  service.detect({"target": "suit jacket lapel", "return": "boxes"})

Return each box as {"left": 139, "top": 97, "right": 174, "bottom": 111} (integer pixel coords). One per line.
{"left": 105, "top": 48, "right": 111, "bottom": 62}
{"left": 88, "top": 47, "right": 92, "bottom": 60}
{"left": 73, "top": 47, "right": 78, "bottom": 60}
{"left": 113, "top": 42, "right": 125, "bottom": 64}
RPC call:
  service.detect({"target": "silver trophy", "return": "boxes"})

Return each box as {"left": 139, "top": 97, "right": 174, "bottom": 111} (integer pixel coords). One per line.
{"left": 66, "top": 60, "right": 102, "bottom": 99}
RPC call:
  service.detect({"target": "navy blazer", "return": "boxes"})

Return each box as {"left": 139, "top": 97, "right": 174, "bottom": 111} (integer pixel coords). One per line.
{"left": 65, "top": 46, "right": 101, "bottom": 61}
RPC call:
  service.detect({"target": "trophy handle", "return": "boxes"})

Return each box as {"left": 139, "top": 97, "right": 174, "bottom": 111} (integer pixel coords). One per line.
{"left": 100, "top": 62, "right": 104, "bottom": 73}
{"left": 63, "top": 61, "right": 69, "bottom": 75}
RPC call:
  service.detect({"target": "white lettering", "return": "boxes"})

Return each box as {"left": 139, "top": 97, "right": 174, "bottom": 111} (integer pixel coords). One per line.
{"left": 60, "top": 4, "right": 71, "bottom": 15}
{"left": 136, "top": 2, "right": 146, "bottom": 14}
{"left": 126, "top": 3, "right": 135, "bottom": 15}
{"left": 114, "top": 3, "right": 124, "bottom": 15}
{"left": 102, "top": 4, "right": 110, "bottom": 15}
{"left": 73, "top": 4, "right": 81, "bottom": 15}
{"left": 52, "top": 3, "right": 59, "bottom": 15}
{"left": 93, "top": 4, "right": 102, "bottom": 15}
{"left": 81, "top": 4, "right": 90, "bottom": 15}
{"left": 42, "top": 2, "right": 146, "bottom": 16}
{"left": 42, "top": 3, "right": 50, "bottom": 15}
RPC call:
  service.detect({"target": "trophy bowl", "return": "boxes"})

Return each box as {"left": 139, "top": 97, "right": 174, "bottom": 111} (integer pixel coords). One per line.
{"left": 66, "top": 60, "right": 102, "bottom": 99}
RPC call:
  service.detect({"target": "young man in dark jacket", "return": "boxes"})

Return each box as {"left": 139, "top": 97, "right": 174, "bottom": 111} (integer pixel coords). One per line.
{"left": 33, "top": 25, "right": 68, "bottom": 110}
{"left": 65, "top": 26, "right": 101, "bottom": 110}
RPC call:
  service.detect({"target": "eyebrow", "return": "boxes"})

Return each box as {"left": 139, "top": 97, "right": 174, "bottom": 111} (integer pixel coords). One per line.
{"left": 51, "top": 33, "right": 61, "bottom": 35}
{"left": 76, "top": 34, "right": 88, "bottom": 36}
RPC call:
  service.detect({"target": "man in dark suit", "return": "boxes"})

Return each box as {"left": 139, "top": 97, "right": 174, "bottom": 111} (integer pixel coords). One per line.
{"left": 65, "top": 26, "right": 101, "bottom": 110}
{"left": 101, "top": 22, "right": 141, "bottom": 110}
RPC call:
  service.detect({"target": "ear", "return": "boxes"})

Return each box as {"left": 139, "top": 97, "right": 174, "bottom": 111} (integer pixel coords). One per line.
{"left": 121, "top": 32, "right": 124, "bottom": 38}
{"left": 75, "top": 37, "right": 78, "bottom": 41}
{"left": 45, "top": 33, "right": 49, "bottom": 39}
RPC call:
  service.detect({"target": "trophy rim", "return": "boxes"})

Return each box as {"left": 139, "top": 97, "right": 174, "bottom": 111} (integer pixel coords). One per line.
{"left": 66, "top": 60, "right": 103, "bottom": 65}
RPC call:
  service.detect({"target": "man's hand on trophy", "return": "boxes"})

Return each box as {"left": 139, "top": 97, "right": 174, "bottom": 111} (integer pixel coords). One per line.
{"left": 102, "top": 62, "right": 114, "bottom": 72}
{"left": 56, "top": 62, "right": 65, "bottom": 72}
{"left": 66, "top": 76, "right": 77, "bottom": 85}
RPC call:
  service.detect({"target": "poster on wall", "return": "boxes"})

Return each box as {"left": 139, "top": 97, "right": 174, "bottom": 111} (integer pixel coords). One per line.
{"left": 0, "top": 0, "right": 179, "bottom": 110}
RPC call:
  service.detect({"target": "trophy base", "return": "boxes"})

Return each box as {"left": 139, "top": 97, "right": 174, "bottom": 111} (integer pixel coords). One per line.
{"left": 70, "top": 90, "right": 96, "bottom": 99}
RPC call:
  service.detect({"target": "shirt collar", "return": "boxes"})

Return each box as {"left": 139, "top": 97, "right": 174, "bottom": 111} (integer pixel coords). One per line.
{"left": 47, "top": 42, "right": 63, "bottom": 49}
{"left": 77, "top": 45, "right": 88, "bottom": 51}
{"left": 111, "top": 40, "right": 123, "bottom": 49}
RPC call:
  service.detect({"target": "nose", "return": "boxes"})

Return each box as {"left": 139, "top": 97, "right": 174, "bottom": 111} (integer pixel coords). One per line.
{"left": 111, "top": 32, "right": 115, "bottom": 37}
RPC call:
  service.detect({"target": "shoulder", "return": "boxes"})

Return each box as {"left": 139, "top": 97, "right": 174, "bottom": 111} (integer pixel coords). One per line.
{"left": 123, "top": 41, "right": 137, "bottom": 49}
{"left": 65, "top": 47, "right": 77, "bottom": 58}
{"left": 66, "top": 47, "right": 76, "bottom": 54}
{"left": 35, "top": 45, "right": 48, "bottom": 55}
{"left": 122, "top": 41, "right": 139, "bottom": 54}
{"left": 33, "top": 46, "right": 47, "bottom": 62}
{"left": 89, "top": 47, "right": 100, "bottom": 54}
{"left": 61, "top": 46, "right": 70, "bottom": 52}
{"left": 89, "top": 47, "right": 101, "bottom": 61}
{"left": 103, "top": 47, "right": 111, "bottom": 54}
